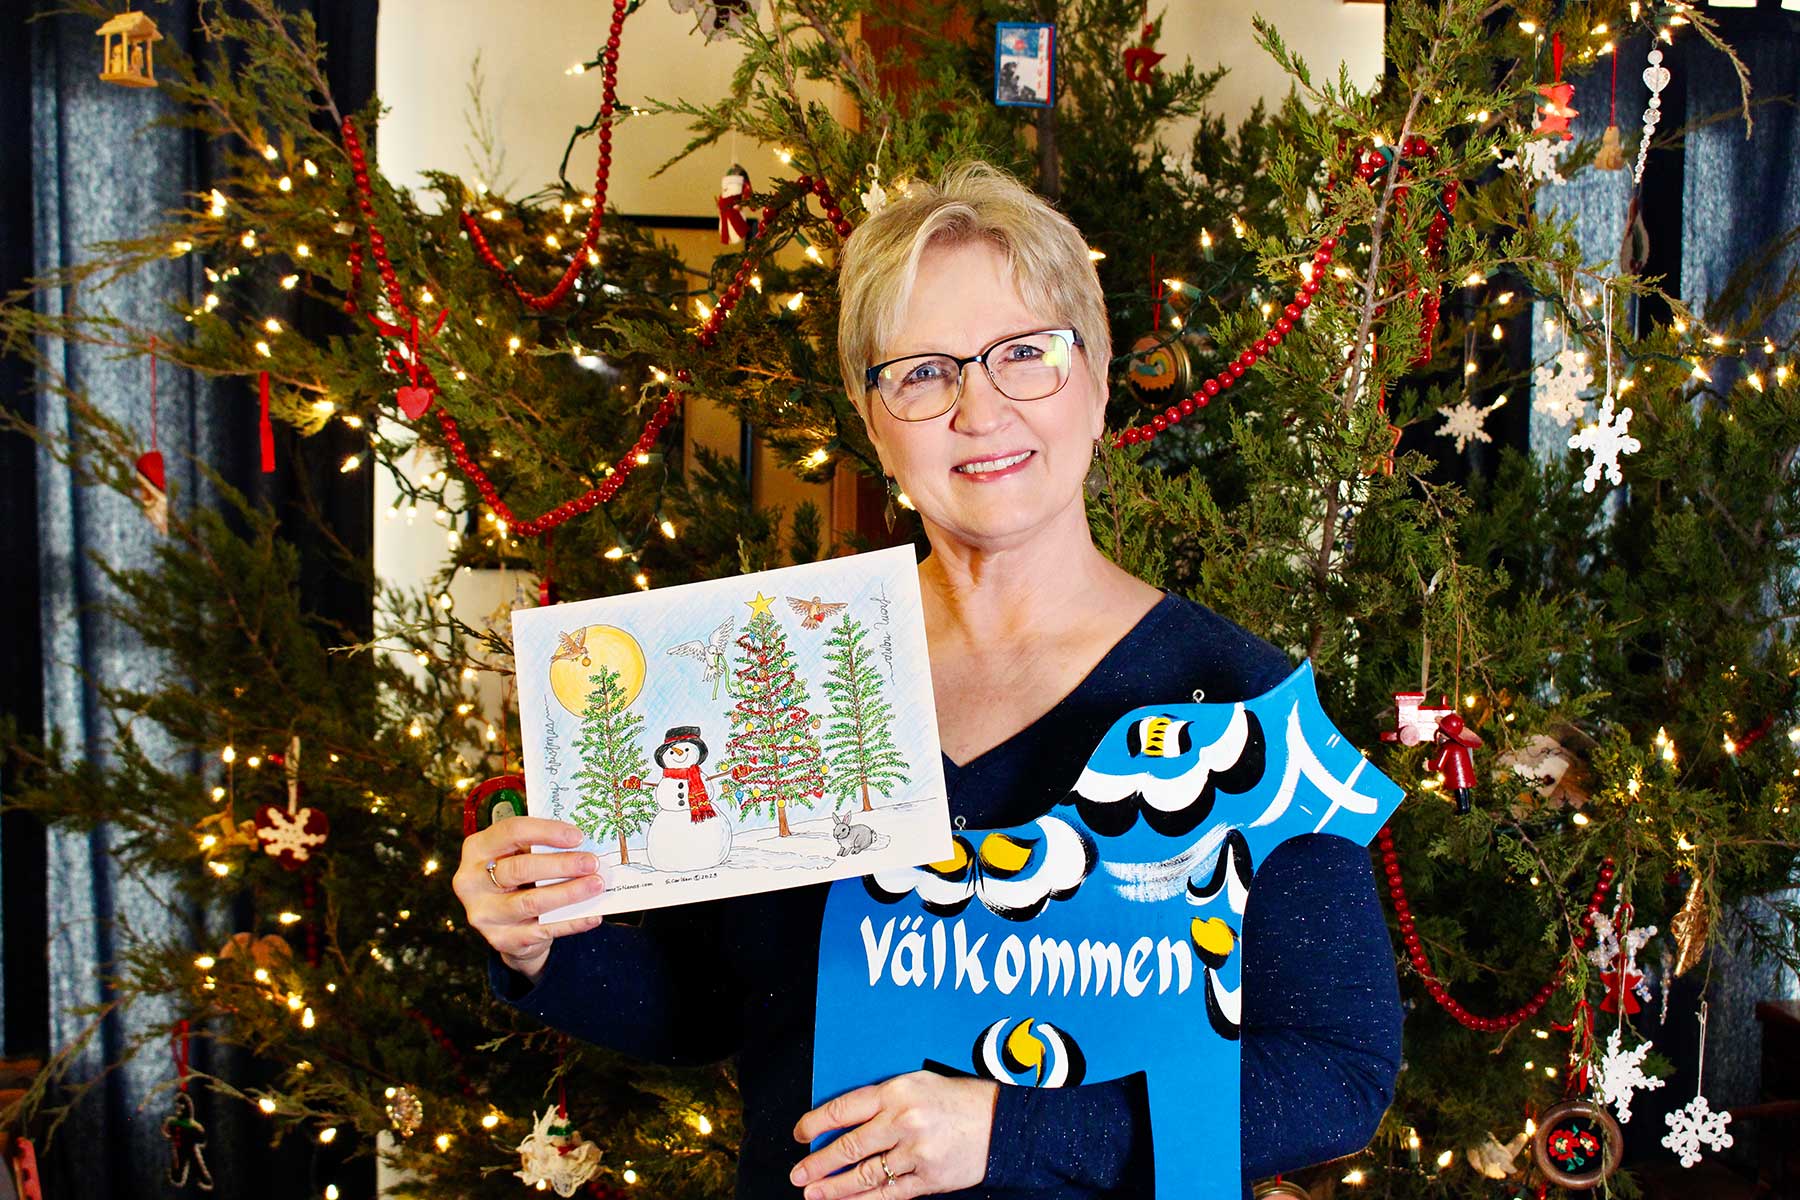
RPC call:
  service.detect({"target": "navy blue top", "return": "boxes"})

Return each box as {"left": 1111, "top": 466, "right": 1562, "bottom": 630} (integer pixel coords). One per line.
{"left": 491, "top": 592, "right": 1402, "bottom": 1197}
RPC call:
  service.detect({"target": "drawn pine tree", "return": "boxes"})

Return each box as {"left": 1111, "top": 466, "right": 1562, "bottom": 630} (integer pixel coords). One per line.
{"left": 820, "top": 616, "right": 910, "bottom": 811}
{"left": 568, "top": 665, "right": 654, "bottom": 862}
{"left": 720, "top": 608, "right": 825, "bottom": 836}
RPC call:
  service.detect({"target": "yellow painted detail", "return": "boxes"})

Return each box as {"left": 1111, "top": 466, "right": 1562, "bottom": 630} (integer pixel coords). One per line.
{"left": 979, "top": 833, "right": 1033, "bottom": 873}
{"left": 1190, "top": 916, "right": 1237, "bottom": 960}
{"left": 928, "top": 841, "right": 971, "bottom": 874}
{"left": 1005, "top": 1018, "right": 1046, "bottom": 1081}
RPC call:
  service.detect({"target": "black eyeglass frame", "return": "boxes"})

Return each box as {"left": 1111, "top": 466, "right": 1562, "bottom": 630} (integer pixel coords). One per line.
{"left": 863, "top": 327, "right": 1086, "bottom": 422}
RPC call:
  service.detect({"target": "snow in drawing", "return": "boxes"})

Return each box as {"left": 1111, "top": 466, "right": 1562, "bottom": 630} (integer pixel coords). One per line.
{"left": 513, "top": 546, "right": 950, "bottom": 918}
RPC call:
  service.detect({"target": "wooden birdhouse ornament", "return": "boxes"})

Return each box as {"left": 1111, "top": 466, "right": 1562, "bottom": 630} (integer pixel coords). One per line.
{"left": 97, "top": 9, "right": 163, "bottom": 88}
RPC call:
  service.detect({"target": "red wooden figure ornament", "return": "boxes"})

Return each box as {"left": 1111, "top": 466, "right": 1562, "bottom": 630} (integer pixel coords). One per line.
{"left": 1429, "top": 711, "right": 1484, "bottom": 814}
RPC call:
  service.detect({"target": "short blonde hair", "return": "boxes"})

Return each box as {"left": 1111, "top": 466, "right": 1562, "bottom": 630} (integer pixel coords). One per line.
{"left": 835, "top": 161, "right": 1111, "bottom": 421}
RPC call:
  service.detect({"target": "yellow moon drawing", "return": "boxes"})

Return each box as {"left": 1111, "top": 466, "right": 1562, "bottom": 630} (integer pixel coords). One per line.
{"left": 548, "top": 625, "right": 647, "bottom": 715}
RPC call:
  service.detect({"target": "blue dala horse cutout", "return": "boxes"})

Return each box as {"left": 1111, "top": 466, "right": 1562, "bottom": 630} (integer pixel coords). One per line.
{"left": 812, "top": 661, "right": 1405, "bottom": 1197}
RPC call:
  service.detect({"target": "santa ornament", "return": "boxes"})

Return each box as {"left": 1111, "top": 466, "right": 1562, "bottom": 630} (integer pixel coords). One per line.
{"left": 718, "top": 166, "right": 752, "bottom": 244}
{"left": 137, "top": 335, "right": 169, "bottom": 533}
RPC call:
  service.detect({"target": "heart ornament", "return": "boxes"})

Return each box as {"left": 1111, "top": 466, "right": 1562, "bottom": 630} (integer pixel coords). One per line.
{"left": 396, "top": 384, "right": 435, "bottom": 420}
{"left": 1642, "top": 50, "right": 1669, "bottom": 96}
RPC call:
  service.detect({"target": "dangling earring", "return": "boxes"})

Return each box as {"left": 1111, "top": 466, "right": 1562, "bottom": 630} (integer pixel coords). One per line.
{"left": 883, "top": 475, "right": 898, "bottom": 533}
{"left": 1083, "top": 436, "right": 1107, "bottom": 498}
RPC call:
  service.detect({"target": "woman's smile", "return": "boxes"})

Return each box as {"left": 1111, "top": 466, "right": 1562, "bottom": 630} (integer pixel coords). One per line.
{"left": 952, "top": 449, "right": 1036, "bottom": 478}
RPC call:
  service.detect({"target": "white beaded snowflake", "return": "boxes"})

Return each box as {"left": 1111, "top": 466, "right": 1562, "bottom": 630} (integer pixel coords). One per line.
{"left": 1437, "top": 399, "right": 1496, "bottom": 452}
{"left": 1532, "top": 347, "right": 1593, "bottom": 427}
{"left": 1593, "top": 1027, "right": 1665, "bottom": 1124}
{"left": 1588, "top": 911, "right": 1659, "bottom": 974}
{"left": 1662, "top": 1095, "right": 1732, "bottom": 1168}
{"left": 515, "top": 1107, "right": 603, "bottom": 1197}
{"left": 1500, "top": 137, "right": 1571, "bottom": 185}
{"left": 1569, "top": 397, "right": 1641, "bottom": 494}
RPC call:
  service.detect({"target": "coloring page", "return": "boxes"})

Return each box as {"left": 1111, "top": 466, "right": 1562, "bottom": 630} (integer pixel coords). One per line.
{"left": 513, "top": 546, "right": 951, "bottom": 917}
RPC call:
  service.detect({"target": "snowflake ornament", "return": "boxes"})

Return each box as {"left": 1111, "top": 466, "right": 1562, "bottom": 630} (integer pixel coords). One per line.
{"left": 515, "top": 1106, "right": 603, "bottom": 1197}
{"left": 1437, "top": 396, "right": 1506, "bottom": 453}
{"left": 1569, "top": 396, "right": 1641, "bottom": 494}
{"left": 1662, "top": 1095, "right": 1732, "bottom": 1167}
{"left": 1593, "top": 1027, "right": 1665, "bottom": 1124}
{"left": 1532, "top": 346, "right": 1593, "bottom": 426}
{"left": 1500, "top": 136, "right": 1572, "bottom": 185}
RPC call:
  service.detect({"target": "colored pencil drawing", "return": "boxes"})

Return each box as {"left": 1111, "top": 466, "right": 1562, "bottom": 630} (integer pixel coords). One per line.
{"left": 513, "top": 547, "right": 951, "bottom": 917}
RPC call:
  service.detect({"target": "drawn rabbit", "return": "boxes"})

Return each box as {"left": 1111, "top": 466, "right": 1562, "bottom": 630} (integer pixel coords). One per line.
{"left": 832, "top": 811, "right": 877, "bottom": 856}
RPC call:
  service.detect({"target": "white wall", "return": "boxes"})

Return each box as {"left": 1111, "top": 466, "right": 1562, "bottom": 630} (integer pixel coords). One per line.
{"left": 375, "top": 1, "right": 1385, "bottom": 216}
{"left": 376, "top": 0, "right": 839, "bottom": 215}
{"left": 1161, "top": 0, "right": 1384, "bottom": 133}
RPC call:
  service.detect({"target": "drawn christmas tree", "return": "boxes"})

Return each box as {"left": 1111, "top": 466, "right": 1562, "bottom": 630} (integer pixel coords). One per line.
{"left": 568, "top": 664, "right": 655, "bottom": 862}
{"left": 820, "top": 616, "right": 910, "bottom": 812}
{"left": 721, "top": 598, "right": 825, "bottom": 837}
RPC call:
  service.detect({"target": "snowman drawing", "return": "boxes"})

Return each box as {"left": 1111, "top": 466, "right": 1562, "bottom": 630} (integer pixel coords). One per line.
{"left": 640, "top": 726, "right": 739, "bottom": 872}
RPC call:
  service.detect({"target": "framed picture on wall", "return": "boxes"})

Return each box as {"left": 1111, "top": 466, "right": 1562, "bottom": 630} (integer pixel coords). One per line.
{"left": 994, "top": 22, "right": 1055, "bottom": 108}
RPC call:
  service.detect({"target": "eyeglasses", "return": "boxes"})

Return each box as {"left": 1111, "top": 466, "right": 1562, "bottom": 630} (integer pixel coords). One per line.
{"left": 864, "top": 328, "right": 1084, "bottom": 422}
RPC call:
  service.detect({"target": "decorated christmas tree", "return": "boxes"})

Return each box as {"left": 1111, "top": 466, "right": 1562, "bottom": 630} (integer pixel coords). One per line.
{"left": 1, "top": 0, "right": 1795, "bottom": 1196}
{"left": 818, "top": 615, "right": 909, "bottom": 812}
{"left": 568, "top": 665, "right": 654, "bottom": 860}
{"left": 720, "top": 603, "right": 826, "bottom": 837}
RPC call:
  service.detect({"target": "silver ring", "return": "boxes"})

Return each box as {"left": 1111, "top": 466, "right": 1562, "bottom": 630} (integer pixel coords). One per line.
{"left": 879, "top": 1153, "right": 895, "bottom": 1186}
{"left": 485, "top": 860, "right": 503, "bottom": 890}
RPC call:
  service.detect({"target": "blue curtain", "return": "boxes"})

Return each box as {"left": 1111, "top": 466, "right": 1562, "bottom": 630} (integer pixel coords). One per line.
{"left": 16, "top": 4, "right": 376, "bottom": 1196}
{"left": 1530, "top": 7, "right": 1800, "bottom": 1148}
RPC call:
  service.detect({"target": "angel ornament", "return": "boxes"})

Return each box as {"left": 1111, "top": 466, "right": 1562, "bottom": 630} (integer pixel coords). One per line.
{"left": 668, "top": 615, "right": 734, "bottom": 699}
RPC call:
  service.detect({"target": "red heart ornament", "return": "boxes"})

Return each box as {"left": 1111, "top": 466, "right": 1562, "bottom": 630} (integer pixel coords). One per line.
{"left": 254, "top": 803, "right": 330, "bottom": 868}
{"left": 395, "top": 384, "right": 435, "bottom": 420}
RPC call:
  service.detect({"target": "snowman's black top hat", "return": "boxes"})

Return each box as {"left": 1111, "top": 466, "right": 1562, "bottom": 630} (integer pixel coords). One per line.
{"left": 659, "top": 725, "right": 702, "bottom": 748}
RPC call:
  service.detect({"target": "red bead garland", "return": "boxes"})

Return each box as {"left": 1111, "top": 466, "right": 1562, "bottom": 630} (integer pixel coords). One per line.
{"left": 339, "top": 105, "right": 851, "bottom": 538}
{"left": 459, "top": 0, "right": 630, "bottom": 311}
{"left": 1114, "top": 139, "right": 1455, "bottom": 449}
{"left": 1377, "top": 823, "right": 1615, "bottom": 1032}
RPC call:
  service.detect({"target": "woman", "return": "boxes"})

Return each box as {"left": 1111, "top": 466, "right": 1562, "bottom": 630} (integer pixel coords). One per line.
{"left": 456, "top": 162, "right": 1401, "bottom": 1199}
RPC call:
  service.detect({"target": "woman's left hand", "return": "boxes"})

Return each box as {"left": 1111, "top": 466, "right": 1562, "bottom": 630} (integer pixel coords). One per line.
{"left": 790, "top": 1072, "right": 999, "bottom": 1199}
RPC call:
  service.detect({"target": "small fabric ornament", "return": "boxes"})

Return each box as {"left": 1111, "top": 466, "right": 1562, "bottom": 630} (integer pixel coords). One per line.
{"left": 1122, "top": 23, "right": 1165, "bottom": 84}
{"left": 1532, "top": 33, "right": 1578, "bottom": 139}
{"left": 1468, "top": 1128, "right": 1530, "bottom": 1179}
{"left": 137, "top": 335, "right": 169, "bottom": 532}
{"left": 718, "top": 166, "right": 752, "bottom": 244}
{"left": 255, "top": 743, "right": 329, "bottom": 868}
{"left": 136, "top": 450, "right": 170, "bottom": 534}
{"left": 515, "top": 1105, "right": 603, "bottom": 1197}
{"left": 1596, "top": 123, "right": 1626, "bottom": 170}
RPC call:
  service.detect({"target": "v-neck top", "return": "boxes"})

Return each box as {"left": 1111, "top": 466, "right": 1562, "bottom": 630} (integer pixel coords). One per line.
{"left": 492, "top": 593, "right": 1402, "bottom": 1199}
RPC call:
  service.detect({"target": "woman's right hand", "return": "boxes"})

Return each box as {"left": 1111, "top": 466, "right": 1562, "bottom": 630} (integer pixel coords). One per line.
{"left": 454, "top": 816, "right": 606, "bottom": 985}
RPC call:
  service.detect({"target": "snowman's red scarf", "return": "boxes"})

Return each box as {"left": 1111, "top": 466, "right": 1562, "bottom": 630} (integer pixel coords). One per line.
{"left": 661, "top": 765, "right": 717, "bottom": 821}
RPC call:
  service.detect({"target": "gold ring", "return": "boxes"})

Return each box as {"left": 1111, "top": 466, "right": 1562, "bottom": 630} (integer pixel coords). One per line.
{"left": 485, "top": 860, "right": 503, "bottom": 890}
{"left": 879, "top": 1153, "right": 895, "bottom": 1186}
